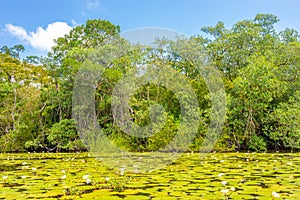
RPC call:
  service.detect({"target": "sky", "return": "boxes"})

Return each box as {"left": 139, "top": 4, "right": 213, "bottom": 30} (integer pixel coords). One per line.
{"left": 1, "top": 0, "right": 300, "bottom": 57}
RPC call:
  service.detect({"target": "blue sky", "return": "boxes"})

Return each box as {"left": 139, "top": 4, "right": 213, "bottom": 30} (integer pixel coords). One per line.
{"left": 1, "top": 0, "right": 300, "bottom": 57}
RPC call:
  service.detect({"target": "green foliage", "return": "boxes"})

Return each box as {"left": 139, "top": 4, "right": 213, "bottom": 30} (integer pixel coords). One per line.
{"left": 0, "top": 14, "right": 299, "bottom": 152}
{"left": 268, "top": 92, "right": 300, "bottom": 151}
{"left": 226, "top": 57, "right": 287, "bottom": 150}
{"left": 248, "top": 134, "right": 267, "bottom": 152}
{"left": 0, "top": 44, "right": 25, "bottom": 59}
{"left": 47, "top": 119, "right": 84, "bottom": 151}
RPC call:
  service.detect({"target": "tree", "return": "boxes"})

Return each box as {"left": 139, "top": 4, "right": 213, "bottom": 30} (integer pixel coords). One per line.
{"left": 30, "top": 19, "right": 122, "bottom": 151}
{"left": 47, "top": 119, "right": 84, "bottom": 151}
{"left": 0, "top": 49, "right": 48, "bottom": 152}
{"left": 226, "top": 56, "right": 286, "bottom": 151}
{"left": 0, "top": 45, "right": 25, "bottom": 59}
{"left": 268, "top": 91, "right": 300, "bottom": 151}
{"left": 201, "top": 14, "right": 279, "bottom": 80}
{"left": 0, "top": 15, "right": 299, "bottom": 153}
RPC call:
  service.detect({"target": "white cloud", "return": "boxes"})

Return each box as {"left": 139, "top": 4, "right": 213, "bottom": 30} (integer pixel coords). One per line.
{"left": 71, "top": 19, "right": 80, "bottom": 27}
{"left": 86, "top": 0, "right": 100, "bottom": 10}
{"left": 5, "top": 22, "right": 73, "bottom": 52}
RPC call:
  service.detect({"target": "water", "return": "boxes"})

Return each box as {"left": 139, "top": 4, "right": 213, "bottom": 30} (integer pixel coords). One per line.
{"left": 0, "top": 152, "right": 299, "bottom": 199}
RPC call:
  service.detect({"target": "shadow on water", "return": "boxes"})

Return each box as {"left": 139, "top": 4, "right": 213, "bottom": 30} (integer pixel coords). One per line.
{"left": 0, "top": 164, "right": 21, "bottom": 171}
{"left": 17, "top": 188, "right": 28, "bottom": 192}
{"left": 111, "top": 194, "right": 127, "bottom": 199}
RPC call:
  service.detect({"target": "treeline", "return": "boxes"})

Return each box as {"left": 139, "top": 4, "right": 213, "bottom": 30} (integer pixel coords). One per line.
{"left": 0, "top": 14, "right": 299, "bottom": 152}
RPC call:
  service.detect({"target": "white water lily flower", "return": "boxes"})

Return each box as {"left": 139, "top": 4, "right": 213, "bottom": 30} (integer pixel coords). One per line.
{"left": 86, "top": 178, "right": 91, "bottom": 184}
{"left": 2, "top": 176, "right": 8, "bottom": 180}
{"left": 21, "top": 175, "right": 26, "bottom": 179}
{"left": 61, "top": 175, "right": 67, "bottom": 180}
{"left": 22, "top": 166, "right": 29, "bottom": 170}
{"left": 104, "top": 177, "right": 110, "bottom": 181}
{"left": 221, "top": 189, "right": 229, "bottom": 195}
{"left": 61, "top": 169, "right": 66, "bottom": 174}
{"left": 221, "top": 181, "right": 227, "bottom": 185}
{"left": 218, "top": 173, "right": 224, "bottom": 177}
{"left": 22, "top": 162, "right": 28, "bottom": 165}
{"left": 32, "top": 167, "right": 37, "bottom": 171}
{"left": 134, "top": 168, "right": 139, "bottom": 174}
{"left": 82, "top": 175, "right": 89, "bottom": 180}
{"left": 287, "top": 162, "right": 293, "bottom": 166}
{"left": 120, "top": 167, "right": 126, "bottom": 176}
{"left": 230, "top": 187, "right": 235, "bottom": 191}
{"left": 272, "top": 191, "right": 280, "bottom": 198}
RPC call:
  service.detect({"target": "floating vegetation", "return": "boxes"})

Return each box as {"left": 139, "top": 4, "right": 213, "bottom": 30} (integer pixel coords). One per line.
{"left": 0, "top": 152, "right": 299, "bottom": 199}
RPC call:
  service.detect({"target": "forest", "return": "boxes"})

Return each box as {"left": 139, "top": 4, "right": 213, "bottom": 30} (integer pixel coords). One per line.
{"left": 0, "top": 13, "right": 299, "bottom": 153}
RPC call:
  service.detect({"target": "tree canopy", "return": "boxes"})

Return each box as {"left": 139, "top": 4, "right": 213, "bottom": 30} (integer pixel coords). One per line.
{"left": 0, "top": 15, "right": 299, "bottom": 152}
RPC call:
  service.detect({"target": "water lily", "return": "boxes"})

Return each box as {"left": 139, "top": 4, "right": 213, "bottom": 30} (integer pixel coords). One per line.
{"left": 21, "top": 175, "right": 26, "bottom": 179}
{"left": 134, "top": 168, "right": 139, "bottom": 174}
{"left": 22, "top": 162, "right": 28, "bottom": 165}
{"left": 61, "top": 175, "right": 67, "bottom": 180}
{"left": 221, "top": 189, "right": 229, "bottom": 195}
{"left": 221, "top": 181, "right": 227, "bottom": 185}
{"left": 120, "top": 167, "right": 126, "bottom": 176}
{"left": 2, "top": 176, "right": 8, "bottom": 180}
{"left": 86, "top": 178, "right": 91, "bottom": 184}
{"left": 22, "top": 166, "right": 29, "bottom": 170}
{"left": 104, "top": 177, "right": 110, "bottom": 181}
{"left": 61, "top": 169, "right": 66, "bottom": 174}
{"left": 133, "top": 165, "right": 139, "bottom": 174}
{"left": 272, "top": 191, "right": 280, "bottom": 198}
{"left": 221, "top": 187, "right": 235, "bottom": 199}
{"left": 218, "top": 173, "right": 225, "bottom": 177}
{"left": 82, "top": 175, "right": 89, "bottom": 180}
{"left": 32, "top": 167, "right": 37, "bottom": 171}
{"left": 240, "top": 179, "right": 246, "bottom": 183}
